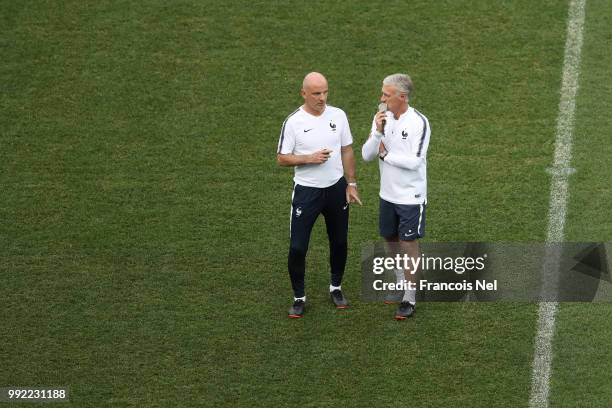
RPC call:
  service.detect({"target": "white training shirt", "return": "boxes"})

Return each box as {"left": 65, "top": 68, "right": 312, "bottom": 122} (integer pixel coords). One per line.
{"left": 277, "top": 105, "right": 353, "bottom": 188}
{"left": 361, "top": 106, "right": 431, "bottom": 205}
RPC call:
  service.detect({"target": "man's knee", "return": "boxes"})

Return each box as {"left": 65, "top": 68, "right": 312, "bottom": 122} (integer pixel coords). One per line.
{"left": 400, "top": 239, "right": 419, "bottom": 248}
{"left": 399, "top": 239, "right": 420, "bottom": 256}
{"left": 329, "top": 239, "right": 347, "bottom": 252}
{"left": 289, "top": 243, "right": 308, "bottom": 260}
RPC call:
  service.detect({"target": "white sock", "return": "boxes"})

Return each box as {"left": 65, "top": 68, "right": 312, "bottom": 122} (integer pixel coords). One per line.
{"left": 329, "top": 285, "right": 341, "bottom": 292}
{"left": 294, "top": 296, "right": 306, "bottom": 302}
{"left": 402, "top": 288, "right": 416, "bottom": 305}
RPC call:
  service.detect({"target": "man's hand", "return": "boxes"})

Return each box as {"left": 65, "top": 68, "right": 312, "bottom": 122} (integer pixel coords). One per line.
{"left": 346, "top": 185, "right": 362, "bottom": 206}
{"left": 378, "top": 141, "right": 387, "bottom": 155}
{"left": 309, "top": 149, "right": 332, "bottom": 164}
{"left": 375, "top": 111, "right": 387, "bottom": 133}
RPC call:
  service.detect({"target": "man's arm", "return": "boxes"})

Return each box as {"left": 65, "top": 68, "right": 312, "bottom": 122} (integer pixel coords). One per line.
{"left": 362, "top": 131, "right": 383, "bottom": 162}
{"left": 277, "top": 150, "right": 331, "bottom": 167}
{"left": 341, "top": 145, "right": 362, "bottom": 205}
{"left": 362, "top": 112, "right": 388, "bottom": 161}
{"left": 341, "top": 145, "right": 357, "bottom": 183}
{"left": 382, "top": 152, "right": 423, "bottom": 170}
{"left": 383, "top": 123, "right": 430, "bottom": 170}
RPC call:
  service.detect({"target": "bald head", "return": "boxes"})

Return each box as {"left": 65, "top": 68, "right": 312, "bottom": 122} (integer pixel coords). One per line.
{"left": 301, "top": 72, "right": 329, "bottom": 116}
{"left": 302, "top": 72, "right": 328, "bottom": 91}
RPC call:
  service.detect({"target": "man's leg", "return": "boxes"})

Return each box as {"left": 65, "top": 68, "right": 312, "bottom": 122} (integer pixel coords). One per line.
{"left": 393, "top": 203, "right": 426, "bottom": 319}
{"left": 397, "top": 202, "right": 426, "bottom": 296}
{"left": 380, "top": 199, "right": 405, "bottom": 302}
{"left": 288, "top": 184, "right": 323, "bottom": 299}
{"left": 398, "top": 238, "right": 420, "bottom": 303}
{"left": 322, "top": 179, "right": 349, "bottom": 288}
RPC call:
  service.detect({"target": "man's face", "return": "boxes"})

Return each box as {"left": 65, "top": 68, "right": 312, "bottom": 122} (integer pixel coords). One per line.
{"left": 301, "top": 80, "right": 328, "bottom": 114}
{"left": 380, "top": 84, "right": 406, "bottom": 113}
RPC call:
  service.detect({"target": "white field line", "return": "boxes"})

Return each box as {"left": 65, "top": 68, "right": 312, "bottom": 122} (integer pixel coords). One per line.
{"left": 528, "top": 1, "right": 586, "bottom": 407}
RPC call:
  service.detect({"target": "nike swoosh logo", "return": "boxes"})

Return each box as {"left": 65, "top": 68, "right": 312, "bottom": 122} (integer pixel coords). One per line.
{"left": 404, "top": 233, "right": 416, "bottom": 237}
{"left": 304, "top": 128, "right": 313, "bottom": 132}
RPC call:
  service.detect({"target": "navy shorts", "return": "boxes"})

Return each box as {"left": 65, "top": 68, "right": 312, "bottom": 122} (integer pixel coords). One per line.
{"left": 379, "top": 198, "right": 426, "bottom": 241}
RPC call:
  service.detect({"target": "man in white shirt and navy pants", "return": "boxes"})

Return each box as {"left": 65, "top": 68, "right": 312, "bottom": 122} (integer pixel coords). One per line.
{"left": 362, "top": 73, "right": 431, "bottom": 320}
{"left": 277, "top": 72, "right": 361, "bottom": 318}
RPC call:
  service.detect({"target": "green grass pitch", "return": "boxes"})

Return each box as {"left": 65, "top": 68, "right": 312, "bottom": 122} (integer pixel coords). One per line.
{"left": 1, "top": 0, "right": 610, "bottom": 406}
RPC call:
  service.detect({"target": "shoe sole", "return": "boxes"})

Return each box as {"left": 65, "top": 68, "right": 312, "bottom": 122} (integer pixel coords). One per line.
{"left": 394, "top": 311, "right": 415, "bottom": 320}
{"left": 384, "top": 300, "right": 398, "bottom": 305}
{"left": 335, "top": 305, "right": 349, "bottom": 309}
{"left": 288, "top": 314, "right": 303, "bottom": 319}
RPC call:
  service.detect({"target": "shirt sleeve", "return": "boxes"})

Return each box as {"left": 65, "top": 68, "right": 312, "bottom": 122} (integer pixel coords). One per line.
{"left": 340, "top": 112, "right": 353, "bottom": 147}
{"left": 362, "top": 116, "right": 382, "bottom": 161}
{"left": 277, "top": 118, "right": 296, "bottom": 154}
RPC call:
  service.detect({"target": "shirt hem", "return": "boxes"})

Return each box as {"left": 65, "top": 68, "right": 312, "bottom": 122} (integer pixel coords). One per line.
{"left": 295, "top": 176, "right": 343, "bottom": 189}
{"left": 379, "top": 193, "right": 427, "bottom": 206}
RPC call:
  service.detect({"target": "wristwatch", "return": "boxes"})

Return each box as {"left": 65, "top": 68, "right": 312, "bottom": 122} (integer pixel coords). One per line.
{"left": 348, "top": 182, "right": 358, "bottom": 188}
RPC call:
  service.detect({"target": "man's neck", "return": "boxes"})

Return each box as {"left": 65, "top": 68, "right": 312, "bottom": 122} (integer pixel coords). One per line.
{"left": 302, "top": 104, "right": 325, "bottom": 117}
{"left": 392, "top": 104, "right": 409, "bottom": 119}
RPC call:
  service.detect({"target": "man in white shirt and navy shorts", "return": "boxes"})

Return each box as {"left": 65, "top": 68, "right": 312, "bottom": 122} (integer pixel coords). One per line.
{"left": 362, "top": 73, "right": 431, "bottom": 320}
{"left": 277, "top": 72, "right": 362, "bottom": 318}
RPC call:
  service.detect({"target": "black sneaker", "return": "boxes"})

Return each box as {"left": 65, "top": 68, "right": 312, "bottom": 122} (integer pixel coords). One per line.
{"left": 394, "top": 301, "right": 415, "bottom": 320}
{"left": 330, "top": 289, "right": 349, "bottom": 309}
{"left": 288, "top": 299, "right": 305, "bottom": 318}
